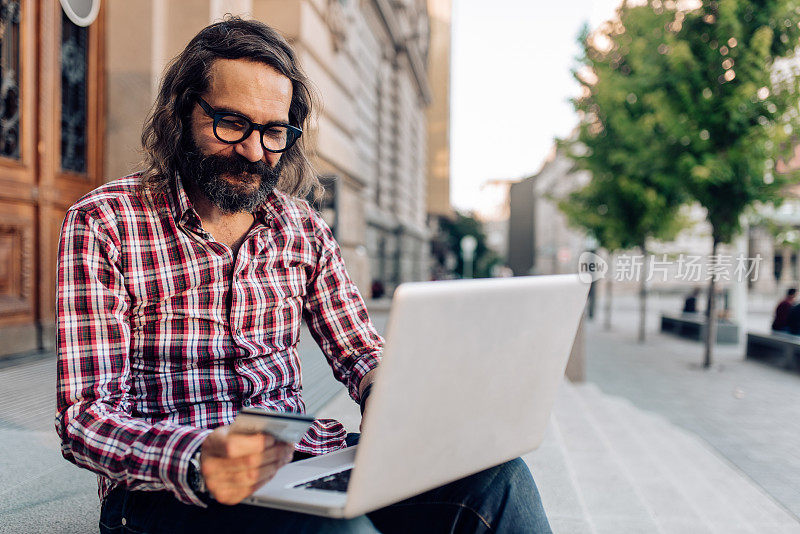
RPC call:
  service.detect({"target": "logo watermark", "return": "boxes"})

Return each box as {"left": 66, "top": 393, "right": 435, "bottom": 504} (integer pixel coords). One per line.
{"left": 578, "top": 252, "right": 608, "bottom": 283}
{"left": 576, "top": 253, "right": 761, "bottom": 283}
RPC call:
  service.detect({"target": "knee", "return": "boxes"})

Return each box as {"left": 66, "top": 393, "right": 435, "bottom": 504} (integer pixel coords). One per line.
{"left": 466, "top": 458, "right": 538, "bottom": 510}
{"left": 497, "top": 458, "right": 537, "bottom": 495}
{"left": 491, "top": 459, "right": 552, "bottom": 533}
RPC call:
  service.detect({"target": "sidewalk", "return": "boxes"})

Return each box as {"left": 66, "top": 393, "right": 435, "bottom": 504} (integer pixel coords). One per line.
{"left": 584, "top": 294, "right": 800, "bottom": 523}
{"left": 1, "top": 298, "right": 799, "bottom": 533}
{"left": 317, "top": 369, "right": 799, "bottom": 533}
{"left": 321, "top": 298, "right": 800, "bottom": 532}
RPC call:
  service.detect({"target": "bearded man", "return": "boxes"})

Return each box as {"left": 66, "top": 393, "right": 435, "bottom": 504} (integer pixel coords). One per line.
{"left": 55, "top": 17, "right": 552, "bottom": 533}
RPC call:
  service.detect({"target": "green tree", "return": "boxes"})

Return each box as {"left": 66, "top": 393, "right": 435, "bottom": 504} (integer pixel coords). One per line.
{"left": 558, "top": 181, "right": 623, "bottom": 331}
{"left": 561, "top": 7, "right": 688, "bottom": 342}
{"left": 651, "top": 0, "right": 800, "bottom": 367}
{"left": 558, "top": 164, "right": 685, "bottom": 340}
{"left": 567, "top": 0, "right": 800, "bottom": 363}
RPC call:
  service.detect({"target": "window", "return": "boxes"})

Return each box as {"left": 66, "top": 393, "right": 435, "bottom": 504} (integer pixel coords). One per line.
{"left": 60, "top": 8, "right": 88, "bottom": 173}
{"left": 0, "top": 0, "right": 21, "bottom": 160}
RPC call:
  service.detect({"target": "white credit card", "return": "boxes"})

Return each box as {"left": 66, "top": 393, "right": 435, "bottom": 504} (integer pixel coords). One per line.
{"left": 230, "top": 408, "right": 316, "bottom": 443}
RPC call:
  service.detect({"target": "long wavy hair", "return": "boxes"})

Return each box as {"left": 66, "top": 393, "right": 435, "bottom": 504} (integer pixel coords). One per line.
{"left": 139, "top": 17, "right": 321, "bottom": 201}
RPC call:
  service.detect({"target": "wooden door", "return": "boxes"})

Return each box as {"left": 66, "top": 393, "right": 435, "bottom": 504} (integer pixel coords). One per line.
{"left": 0, "top": 0, "right": 104, "bottom": 357}
{"left": 0, "top": 0, "right": 39, "bottom": 356}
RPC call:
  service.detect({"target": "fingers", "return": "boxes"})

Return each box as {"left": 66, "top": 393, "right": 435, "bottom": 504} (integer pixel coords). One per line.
{"left": 202, "top": 442, "right": 294, "bottom": 479}
{"left": 208, "top": 440, "right": 291, "bottom": 468}
{"left": 207, "top": 458, "right": 281, "bottom": 487}
{"left": 199, "top": 430, "right": 295, "bottom": 506}
{"left": 206, "top": 451, "right": 292, "bottom": 506}
{"left": 203, "top": 427, "right": 276, "bottom": 458}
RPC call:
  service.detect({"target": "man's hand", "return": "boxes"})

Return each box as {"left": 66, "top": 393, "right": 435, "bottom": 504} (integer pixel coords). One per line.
{"left": 200, "top": 426, "right": 295, "bottom": 505}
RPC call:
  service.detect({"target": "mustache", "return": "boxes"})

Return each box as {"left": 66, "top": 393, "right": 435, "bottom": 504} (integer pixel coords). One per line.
{"left": 191, "top": 151, "right": 274, "bottom": 178}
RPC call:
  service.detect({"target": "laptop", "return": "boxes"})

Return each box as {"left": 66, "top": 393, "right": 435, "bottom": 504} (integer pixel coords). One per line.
{"left": 243, "top": 274, "right": 589, "bottom": 518}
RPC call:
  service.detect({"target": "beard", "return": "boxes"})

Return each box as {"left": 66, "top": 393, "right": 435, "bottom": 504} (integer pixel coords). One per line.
{"left": 182, "top": 137, "right": 283, "bottom": 213}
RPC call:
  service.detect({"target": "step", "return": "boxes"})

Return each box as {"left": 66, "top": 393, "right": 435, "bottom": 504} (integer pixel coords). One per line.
{"left": 575, "top": 382, "right": 743, "bottom": 533}
{"left": 0, "top": 344, "right": 348, "bottom": 533}
{"left": 618, "top": 398, "right": 797, "bottom": 531}
{"left": 525, "top": 380, "right": 800, "bottom": 533}
{"left": 531, "top": 381, "right": 663, "bottom": 533}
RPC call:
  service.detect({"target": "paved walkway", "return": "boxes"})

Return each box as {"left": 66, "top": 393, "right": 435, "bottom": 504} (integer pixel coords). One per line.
{"left": 585, "top": 294, "right": 800, "bottom": 522}
{"left": 530, "top": 381, "right": 798, "bottom": 533}
{"left": 293, "top": 297, "right": 800, "bottom": 533}
{"left": 2, "top": 296, "right": 799, "bottom": 533}
{"left": 318, "top": 368, "right": 799, "bottom": 533}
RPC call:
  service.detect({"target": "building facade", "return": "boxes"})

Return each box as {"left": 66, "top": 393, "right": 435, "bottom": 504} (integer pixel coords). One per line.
{"left": 425, "top": 0, "right": 450, "bottom": 220}
{"left": 507, "top": 147, "right": 590, "bottom": 277}
{"left": 0, "top": 0, "right": 438, "bottom": 358}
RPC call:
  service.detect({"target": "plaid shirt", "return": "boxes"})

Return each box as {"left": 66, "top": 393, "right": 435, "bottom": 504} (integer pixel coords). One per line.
{"left": 55, "top": 175, "right": 383, "bottom": 506}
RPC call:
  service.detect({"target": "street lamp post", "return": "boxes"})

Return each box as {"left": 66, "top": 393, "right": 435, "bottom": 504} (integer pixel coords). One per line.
{"left": 584, "top": 235, "right": 599, "bottom": 319}
{"left": 460, "top": 235, "right": 478, "bottom": 279}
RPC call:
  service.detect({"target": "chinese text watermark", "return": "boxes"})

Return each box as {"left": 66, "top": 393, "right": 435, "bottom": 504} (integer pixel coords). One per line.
{"left": 578, "top": 253, "right": 761, "bottom": 283}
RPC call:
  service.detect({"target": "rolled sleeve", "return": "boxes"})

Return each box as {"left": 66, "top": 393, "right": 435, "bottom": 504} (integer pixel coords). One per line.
{"left": 302, "top": 211, "right": 383, "bottom": 402}
{"left": 158, "top": 427, "right": 213, "bottom": 506}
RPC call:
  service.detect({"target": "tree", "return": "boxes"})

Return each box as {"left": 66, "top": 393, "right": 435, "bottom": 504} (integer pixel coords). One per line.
{"left": 561, "top": 8, "right": 688, "bottom": 342}
{"left": 649, "top": 0, "right": 800, "bottom": 367}
{"left": 558, "top": 165, "right": 685, "bottom": 339}
{"left": 559, "top": 182, "right": 622, "bottom": 330}
{"left": 566, "top": 0, "right": 800, "bottom": 363}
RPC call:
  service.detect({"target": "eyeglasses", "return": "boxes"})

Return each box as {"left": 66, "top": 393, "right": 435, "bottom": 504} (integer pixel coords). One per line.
{"left": 196, "top": 97, "right": 302, "bottom": 153}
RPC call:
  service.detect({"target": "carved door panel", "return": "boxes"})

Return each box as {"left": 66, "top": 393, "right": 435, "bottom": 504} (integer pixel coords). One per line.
{"left": 0, "top": 0, "right": 104, "bottom": 357}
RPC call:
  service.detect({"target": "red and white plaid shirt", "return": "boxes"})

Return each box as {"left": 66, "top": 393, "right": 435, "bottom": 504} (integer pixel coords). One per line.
{"left": 55, "top": 175, "right": 383, "bottom": 506}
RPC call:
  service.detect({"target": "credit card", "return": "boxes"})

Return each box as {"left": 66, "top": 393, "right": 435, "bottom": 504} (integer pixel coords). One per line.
{"left": 230, "top": 408, "right": 315, "bottom": 443}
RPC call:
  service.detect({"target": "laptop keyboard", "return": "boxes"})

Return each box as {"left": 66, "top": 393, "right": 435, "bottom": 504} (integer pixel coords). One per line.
{"left": 294, "top": 468, "right": 352, "bottom": 492}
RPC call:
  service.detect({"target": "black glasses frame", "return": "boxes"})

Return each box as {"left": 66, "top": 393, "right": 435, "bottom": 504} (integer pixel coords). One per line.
{"left": 196, "top": 97, "right": 302, "bottom": 153}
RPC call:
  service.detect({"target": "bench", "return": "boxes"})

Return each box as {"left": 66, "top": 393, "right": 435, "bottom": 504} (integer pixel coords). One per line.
{"left": 745, "top": 331, "right": 800, "bottom": 372}
{"left": 660, "top": 313, "right": 739, "bottom": 344}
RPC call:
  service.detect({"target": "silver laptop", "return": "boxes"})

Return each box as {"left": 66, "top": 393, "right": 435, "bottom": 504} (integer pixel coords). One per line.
{"left": 243, "top": 274, "right": 589, "bottom": 518}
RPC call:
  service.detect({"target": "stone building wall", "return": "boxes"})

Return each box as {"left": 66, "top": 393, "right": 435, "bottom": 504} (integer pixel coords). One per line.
{"left": 425, "top": 0, "right": 452, "bottom": 219}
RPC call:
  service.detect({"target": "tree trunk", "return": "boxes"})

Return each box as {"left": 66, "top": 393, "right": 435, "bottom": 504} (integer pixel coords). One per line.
{"left": 604, "top": 275, "right": 613, "bottom": 331}
{"left": 638, "top": 244, "right": 647, "bottom": 343}
{"left": 587, "top": 280, "right": 596, "bottom": 319}
{"left": 703, "top": 238, "right": 719, "bottom": 369}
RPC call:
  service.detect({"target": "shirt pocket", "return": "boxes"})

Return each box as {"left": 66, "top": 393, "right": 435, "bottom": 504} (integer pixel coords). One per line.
{"left": 271, "top": 251, "right": 310, "bottom": 299}
{"left": 244, "top": 252, "right": 310, "bottom": 347}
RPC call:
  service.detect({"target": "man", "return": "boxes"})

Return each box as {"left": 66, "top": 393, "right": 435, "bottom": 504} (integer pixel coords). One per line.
{"left": 772, "top": 288, "right": 796, "bottom": 332}
{"left": 56, "top": 18, "right": 552, "bottom": 533}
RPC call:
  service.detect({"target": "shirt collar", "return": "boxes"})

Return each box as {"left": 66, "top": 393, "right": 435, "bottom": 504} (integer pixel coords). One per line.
{"left": 169, "top": 173, "right": 286, "bottom": 227}
{"left": 171, "top": 173, "right": 194, "bottom": 223}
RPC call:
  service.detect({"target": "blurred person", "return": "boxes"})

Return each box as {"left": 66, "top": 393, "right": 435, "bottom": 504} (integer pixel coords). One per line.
{"left": 772, "top": 288, "right": 796, "bottom": 332}
{"left": 370, "top": 280, "right": 385, "bottom": 299}
{"left": 682, "top": 287, "right": 701, "bottom": 314}
{"left": 55, "top": 18, "right": 551, "bottom": 534}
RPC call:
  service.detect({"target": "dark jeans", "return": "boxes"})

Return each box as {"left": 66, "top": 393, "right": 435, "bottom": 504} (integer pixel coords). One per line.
{"left": 100, "top": 435, "right": 552, "bottom": 534}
